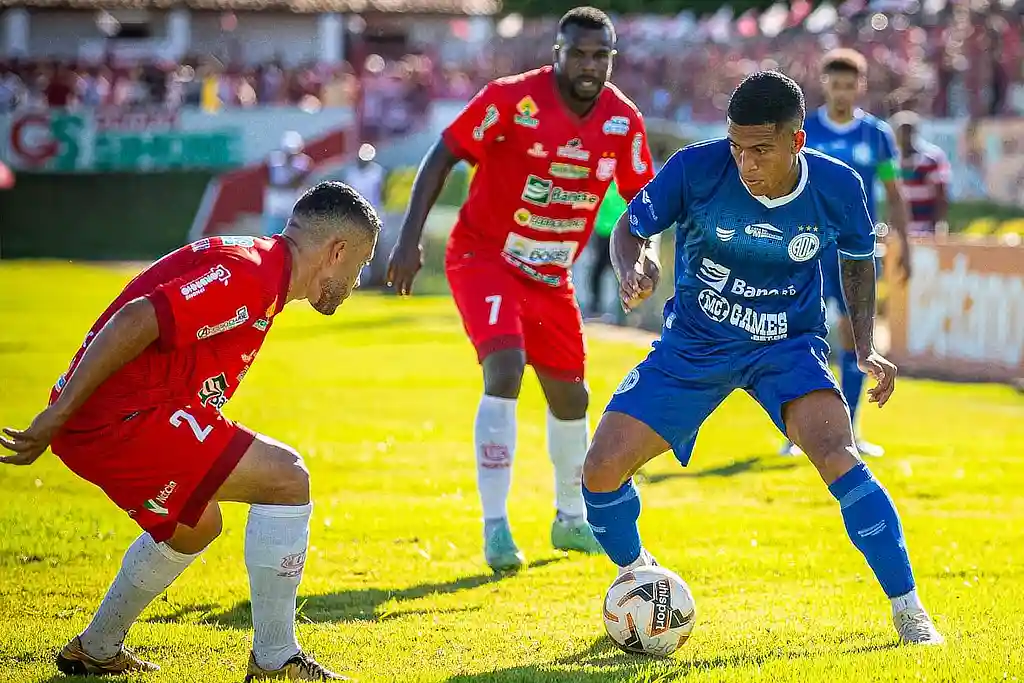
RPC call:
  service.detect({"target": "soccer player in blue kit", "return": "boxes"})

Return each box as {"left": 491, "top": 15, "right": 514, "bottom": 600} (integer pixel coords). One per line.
{"left": 786, "top": 48, "right": 913, "bottom": 458}
{"left": 580, "top": 71, "right": 943, "bottom": 645}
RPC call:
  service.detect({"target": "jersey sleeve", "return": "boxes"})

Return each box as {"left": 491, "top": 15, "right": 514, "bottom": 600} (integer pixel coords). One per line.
{"left": 614, "top": 114, "right": 656, "bottom": 201}
{"left": 838, "top": 173, "right": 878, "bottom": 260}
{"left": 441, "top": 82, "right": 506, "bottom": 165}
{"left": 147, "top": 258, "right": 268, "bottom": 351}
{"left": 876, "top": 123, "right": 899, "bottom": 183}
{"left": 626, "top": 149, "right": 687, "bottom": 239}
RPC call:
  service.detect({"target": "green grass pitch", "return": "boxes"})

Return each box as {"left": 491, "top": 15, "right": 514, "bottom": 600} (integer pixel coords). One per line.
{"left": 1, "top": 262, "right": 1023, "bottom": 682}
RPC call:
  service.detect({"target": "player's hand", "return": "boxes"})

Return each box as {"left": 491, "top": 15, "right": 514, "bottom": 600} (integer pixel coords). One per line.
{"left": 858, "top": 350, "right": 898, "bottom": 408}
{"left": 620, "top": 256, "right": 658, "bottom": 313}
{"left": 386, "top": 239, "right": 423, "bottom": 296}
{"left": 0, "top": 406, "right": 66, "bottom": 466}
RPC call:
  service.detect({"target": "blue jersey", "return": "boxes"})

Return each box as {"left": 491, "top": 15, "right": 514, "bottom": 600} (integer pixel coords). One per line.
{"left": 628, "top": 139, "right": 876, "bottom": 347}
{"left": 802, "top": 107, "right": 898, "bottom": 220}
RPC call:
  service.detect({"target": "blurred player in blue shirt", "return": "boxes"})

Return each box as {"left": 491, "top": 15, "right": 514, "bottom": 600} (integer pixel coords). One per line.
{"left": 796, "top": 48, "right": 912, "bottom": 458}
{"left": 580, "top": 71, "right": 942, "bottom": 646}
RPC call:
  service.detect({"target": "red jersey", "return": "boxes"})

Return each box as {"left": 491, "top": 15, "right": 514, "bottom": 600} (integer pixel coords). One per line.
{"left": 52, "top": 235, "right": 292, "bottom": 429}
{"left": 442, "top": 66, "right": 655, "bottom": 287}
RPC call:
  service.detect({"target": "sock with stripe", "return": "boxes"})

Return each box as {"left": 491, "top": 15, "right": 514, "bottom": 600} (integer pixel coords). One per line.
{"left": 582, "top": 479, "right": 642, "bottom": 567}
{"left": 829, "top": 462, "right": 916, "bottom": 603}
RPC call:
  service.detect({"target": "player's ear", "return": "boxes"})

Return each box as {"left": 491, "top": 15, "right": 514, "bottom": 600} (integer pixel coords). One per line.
{"left": 329, "top": 237, "right": 348, "bottom": 266}
{"left": 792, "top": 129, "right": 806, "bottom": 154}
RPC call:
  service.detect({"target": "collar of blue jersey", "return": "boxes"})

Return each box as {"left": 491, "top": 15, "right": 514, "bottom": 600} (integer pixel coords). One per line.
{"left": 817, "top": 106, "right": 865, "bottom": 134}
{"left": 740, "top": 152, "right": 809, "bottom": 209}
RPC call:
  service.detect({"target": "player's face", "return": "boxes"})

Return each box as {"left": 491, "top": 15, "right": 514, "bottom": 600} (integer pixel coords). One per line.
{"left": 727, "top": 122, "right": 806, "bottom": 197}
{"left": 554, "top": 26, "right": 614, "bottom": 102}
{"left": 310, "top": 232, "right": 376, "bottom": 315}
{"left": 896, "top": 123, "right": 914, "bottom": 153}
{"left": 821, "top": 71, "right": 863, "bottom": 115}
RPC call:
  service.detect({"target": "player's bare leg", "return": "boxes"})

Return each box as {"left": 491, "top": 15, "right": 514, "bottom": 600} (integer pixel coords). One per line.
{"left": 536, "top": 372, "right": 602, "bottom": 555}
{"left": 476, "top": 349, "right": 527, "bottom": 572}
{"left": 215, "top": 435, "right": 347, "bottom": 680}
{"left": 785, "top": 390, "right": 942, "bottom": 646}
{"left": 582, "top": 411, "right": 668, "bottom": 573}
{"left": 56, "top": 506, "right": 223, "bottom": 676}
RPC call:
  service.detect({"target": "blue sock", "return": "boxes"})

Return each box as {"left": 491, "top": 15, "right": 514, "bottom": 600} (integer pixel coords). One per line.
{"left": 829, "top": 463, "right": 915, "bottom": 598}
{"left": 582, "top": 480, "right": 642, "bottom": 567}
{"left": 840, "top": 350, "right": 865, "bottom": 428}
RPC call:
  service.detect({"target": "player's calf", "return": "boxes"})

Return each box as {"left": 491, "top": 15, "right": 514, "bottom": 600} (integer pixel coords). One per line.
{"left": 785, "top": 390, "right": 941, "bottom": 644}
{"left": 582, "top": 412, "right": 667, "bottom": 568}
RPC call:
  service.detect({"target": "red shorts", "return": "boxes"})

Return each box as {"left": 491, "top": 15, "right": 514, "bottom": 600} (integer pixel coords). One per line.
{"left": 52, "top": 401, "right": 254, "bottom": 542}
{"left": 445, "top": 251, "right": 585, "bottom": 381}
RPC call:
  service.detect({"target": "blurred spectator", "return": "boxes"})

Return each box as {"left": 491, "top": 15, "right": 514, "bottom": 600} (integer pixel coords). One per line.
{"left": 892, "top": 110, "right": 951, "bottom": 238}
{"left": 342, "top": 143, "right": 389, "bottom": 285}
{"left": 263, "top": 131, "right": 313, "bottom": 237}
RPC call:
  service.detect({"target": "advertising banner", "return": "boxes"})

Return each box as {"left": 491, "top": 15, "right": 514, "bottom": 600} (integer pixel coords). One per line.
{"left": 887, "top": 240, "right": 1024, "bottom": 384}
{"left": 0, "top": 107, "right": 355, "bottom": 173}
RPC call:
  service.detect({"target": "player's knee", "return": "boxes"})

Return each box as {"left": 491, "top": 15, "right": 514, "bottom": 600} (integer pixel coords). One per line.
{"left": 482, "top": 350, "right": 526, "bottom": 398}
{"left": 265, "top": 444, "right": 312, "bottom": 505}
{"left": 277, "top": 453, "right": 312, "bottom": 505}
{"left": 167, "top": 503, "right": 223, "bottom": 555}
{"left": 805, "top": 443, "right": 860, "bottom": 484}
{"left": 548, "top": 382, "right": 589, "bottom": 421}
{"left": 582, "top": 442, "right": 627, "bottom": 493}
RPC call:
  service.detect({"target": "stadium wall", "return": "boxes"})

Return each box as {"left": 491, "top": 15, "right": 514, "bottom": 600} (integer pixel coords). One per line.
{"left": 0, "top": 171, "right": 214, "bottom": 260}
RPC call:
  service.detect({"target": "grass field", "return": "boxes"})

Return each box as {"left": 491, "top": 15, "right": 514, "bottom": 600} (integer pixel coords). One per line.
{"left": 2, "top": 262, "right": 1024, "bottom": 683}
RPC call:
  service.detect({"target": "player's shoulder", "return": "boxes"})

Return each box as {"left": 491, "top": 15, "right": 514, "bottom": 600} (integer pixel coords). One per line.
{"left": 917, "top": 140, "right": 949, "bottom": 163}
{"left": 677, "top": 137, "right": 732, "bottom": 167}
{"left": 182, "top": 236, "right": 277, "bottom": 274}
{"left": 662, "top": 138, "right": 732, "bottom": 197}
{"left": 804, "top": 148, "right": 865, "bottom": 197}
{"left": 489, "top": 66, "right": 551, "bottom": 92}
{"left": 860, "top": 110, "right": 895, "bottom": 136}
{"left": 600, "top": 81, "right": 644, "bottom": 119}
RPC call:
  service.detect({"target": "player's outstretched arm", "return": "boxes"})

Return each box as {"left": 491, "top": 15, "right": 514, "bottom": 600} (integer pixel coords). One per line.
{"left": 1, "top": 297, "right": 158, "bottom": 466}
{"left": 839, "top": 257, "right": 897, "bottom": 407}
{"left": 386, "top": 139, "right": 460, "bottom": 295}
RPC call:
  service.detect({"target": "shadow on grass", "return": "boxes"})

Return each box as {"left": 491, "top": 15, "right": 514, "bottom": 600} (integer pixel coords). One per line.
{"left": 637, "top": 456, "right": 799, "bottom": 486}
{"left": 443, "top": 636, "right": 900, "bottom": 682}
{"left": 184, "top": 556, "right": 565, "bottom": 629}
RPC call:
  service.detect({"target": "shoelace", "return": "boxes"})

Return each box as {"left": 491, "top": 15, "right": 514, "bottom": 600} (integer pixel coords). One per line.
{"left": 898, "top": 612, "right": 934, "bottom": 640}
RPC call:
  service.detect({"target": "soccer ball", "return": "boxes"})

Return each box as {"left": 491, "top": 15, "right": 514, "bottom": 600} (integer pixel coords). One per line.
{"left": 602, "top": 565, "right": 696, "bottom": 656}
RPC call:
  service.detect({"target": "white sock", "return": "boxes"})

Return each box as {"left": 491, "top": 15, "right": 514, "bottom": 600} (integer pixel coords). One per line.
{"left": 80, "top": 534, "right": 198, "bottom": 659}
{"left": 474, "top": 395, "right": 517, "bottom": 521}
{"left": 245, "top": 503, "right": 311, "bottom": 671}
{"left": 891, "top": 589, "right": 924, "bottom": 615}
{"left": 547, "top": 411, "right": 589, "bottom": 518}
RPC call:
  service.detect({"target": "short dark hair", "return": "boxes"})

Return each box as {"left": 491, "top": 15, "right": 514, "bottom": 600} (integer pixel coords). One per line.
{"left": 558, "top": 6, "right": 616, "bottom": 43}
{"left": 291, "top": 180, "right": 381, "bottom": 242}
{"left": 821, "top": 48, "right": 867, "bottom": 77}
{"left": 727, "top": 70, "right": 806, "bottom": 130}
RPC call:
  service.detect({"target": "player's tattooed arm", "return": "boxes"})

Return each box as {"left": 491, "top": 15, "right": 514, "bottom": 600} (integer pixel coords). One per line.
{"left": 839, "top": 257, "right": 876, "bottom": 355}
{"left": 840, "top": 257, "right": 898, "bottom": 407}
{"left": 387, "top": 139, "right": 460, "bottom": 294}
{"left": 1, "top": 298, "right": 158, "bottom": 465}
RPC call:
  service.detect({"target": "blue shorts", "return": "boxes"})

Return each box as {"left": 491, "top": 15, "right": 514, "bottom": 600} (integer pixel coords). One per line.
{"left": 606, "top": 333, "right": 844, "bottom": 465}
{"left": 820, "top": 243, "right": 881, "bottom": 316}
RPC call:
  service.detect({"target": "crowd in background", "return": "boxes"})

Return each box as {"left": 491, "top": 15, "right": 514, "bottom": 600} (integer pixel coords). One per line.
{"left": 0, "top": 54, "right": 433, "bottom": 136}
{"left": 1, "top": 0, "right": 1022, "bottom": 125}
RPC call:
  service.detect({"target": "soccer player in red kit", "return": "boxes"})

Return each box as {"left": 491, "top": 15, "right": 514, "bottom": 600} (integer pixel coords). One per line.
{"left": 1, "top": 182, "right": 378, "bottom": 680}
{"left": 387, "top": 6, "right": 656, "bottom": 572}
